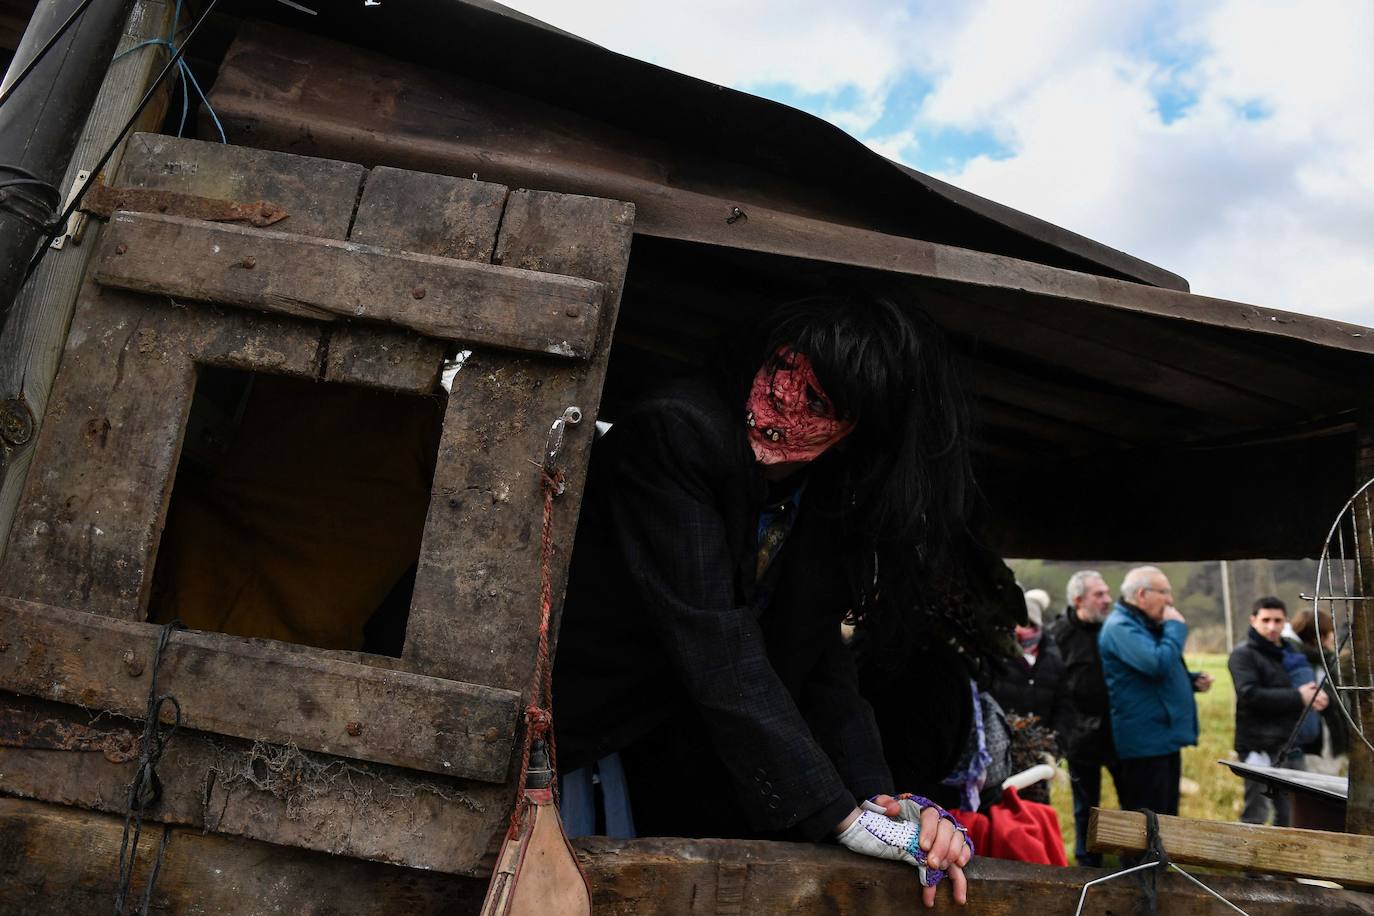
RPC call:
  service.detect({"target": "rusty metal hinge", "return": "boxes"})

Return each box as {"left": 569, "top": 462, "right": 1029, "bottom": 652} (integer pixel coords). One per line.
{"left": 77, "top": 175, "right": 290, "bottom": 230}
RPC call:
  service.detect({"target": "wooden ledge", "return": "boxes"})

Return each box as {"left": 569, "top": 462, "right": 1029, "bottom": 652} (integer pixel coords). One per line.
{"left": 1089, "top": 807, "right": 1374, "bottom": 888}
{"left": 93, "top": 211, "right": 605, "bottom": 359}
{"left": 0, "top": 596, "right": 519, "bottom": 781}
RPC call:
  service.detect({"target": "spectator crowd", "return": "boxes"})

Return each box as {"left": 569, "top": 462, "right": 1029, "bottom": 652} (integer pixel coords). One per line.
{"left": 990, "top": 565, "right": 1348, "bottom": 866}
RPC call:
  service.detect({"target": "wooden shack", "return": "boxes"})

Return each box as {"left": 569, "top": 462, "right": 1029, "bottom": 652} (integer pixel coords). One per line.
{"left": 2, "top": 1, "right": 1374, "bottom": 912}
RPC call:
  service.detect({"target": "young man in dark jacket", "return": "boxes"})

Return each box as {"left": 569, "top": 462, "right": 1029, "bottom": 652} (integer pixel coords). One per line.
{"left": 1046, "top": 569, "right": 1119, "bottom": 866}
{"left": 1228, "top": 596, "right": 1329, "bottom": 825}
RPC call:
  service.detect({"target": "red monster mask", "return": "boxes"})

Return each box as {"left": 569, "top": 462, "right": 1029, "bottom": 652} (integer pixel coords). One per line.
{"left": 745, "top": 349, "right": 854, "bottom": 465}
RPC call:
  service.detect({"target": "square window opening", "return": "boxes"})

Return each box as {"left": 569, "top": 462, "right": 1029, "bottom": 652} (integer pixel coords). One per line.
{"left": 148, "top": 365, "right": 445, "bottom": 656}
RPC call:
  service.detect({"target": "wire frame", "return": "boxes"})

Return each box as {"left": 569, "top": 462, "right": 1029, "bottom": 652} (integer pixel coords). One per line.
{"left": 1313, "top": 477, "right": 1374, "bottom": 756}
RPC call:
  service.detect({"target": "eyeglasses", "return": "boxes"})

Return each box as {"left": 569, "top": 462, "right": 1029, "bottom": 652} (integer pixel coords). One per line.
{"left": 1144, "top": 586, "right": 1173, "bottom": 596}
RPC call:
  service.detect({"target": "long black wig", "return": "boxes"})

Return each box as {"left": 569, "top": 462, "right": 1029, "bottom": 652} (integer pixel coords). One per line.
{"left": 730, "top": 290, "right": 1023, "bottom": 670}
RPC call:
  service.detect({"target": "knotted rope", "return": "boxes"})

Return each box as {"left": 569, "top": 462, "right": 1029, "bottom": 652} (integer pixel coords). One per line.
{"left": 507, "top": 466, "right": 566, "bottom": 837}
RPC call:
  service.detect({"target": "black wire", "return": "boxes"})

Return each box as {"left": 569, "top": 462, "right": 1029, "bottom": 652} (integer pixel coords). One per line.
{"left": 0, "top": 0, "right": 103, "bottom": 111}
{"left": 24, "top": 0, "right": 221, "bottom": 282}
{"left": 0, "top": 178, "right": 62, "bottom": 204}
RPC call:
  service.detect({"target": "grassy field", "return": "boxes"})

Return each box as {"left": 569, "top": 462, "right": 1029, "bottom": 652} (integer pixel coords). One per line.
{"left": 1048, "top": 653, "right": 1242, "bottom": 861}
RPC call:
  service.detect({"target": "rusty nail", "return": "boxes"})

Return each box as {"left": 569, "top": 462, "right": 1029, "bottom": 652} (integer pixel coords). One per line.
{"left": 238, "top": 256, "right": 257, "bottom": 269}
{"left": 346, "top": 721, "right": 363, "bottom": 737}
{"left": 726, "top": 206, "right": 747, "bottom": 224}
{"left": 122, "top": 649, "right": 144, "bottom": 677}
{"left": 115, "top": 244, "right": 127, "bottom": 255}
{"left": 483, "top": 727, "right": 501, "bottom": 743}
{"left": 412, "top": 285, "right": 427, "bottom": 300}
{"left": 565, "top": 305, "right": 581, "bottom": 318}
{"left": 260, "top": 205, "right": 273, "bottom": 218}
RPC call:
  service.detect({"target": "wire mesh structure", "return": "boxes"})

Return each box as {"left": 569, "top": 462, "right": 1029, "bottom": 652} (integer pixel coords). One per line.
{"left": 1312, "top": 477, "right": 1374, "bottom": 756}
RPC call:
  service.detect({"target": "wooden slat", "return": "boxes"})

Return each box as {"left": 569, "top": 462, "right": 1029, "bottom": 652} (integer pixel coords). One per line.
{"left": 94, "top": 211, "right": 605, "bottom": 358}
{"left": 327, "top": 166, "right": 511, "bottom": 392}
{"left": 0, "top": 798, "right": 490, "bottom": 913}
{"left": 3, "top": 797, "right": 1368, "bottom": 915}
{"left": 1088, "top": 807, "right": 1374, "bottom": 888}
{"left": 0, "top": 2, "right": 179, "bottom": 561}
{"left": 0, "top": 693, "right": 512, "bottom": 875}
{"left": 405, "top": 189, "right": 634, "bottom": 691}
{"left": 0, "top": 597, "right": 519, "bottom": 781}
{"left": 118, "top": 132, "right": 367, "bottom": 240}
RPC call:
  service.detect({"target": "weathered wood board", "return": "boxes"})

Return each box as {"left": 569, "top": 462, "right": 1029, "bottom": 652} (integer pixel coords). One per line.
{"left": 0, "top": 287, "right": 323, "bottom": 617}
{"left": 1088, "top": 807, "right": 1374, "bottom": 888}
{"left": 94, "top": 212, "right": 605, "bottom": 357}
{"left": 326, "top": 167, "right": 509, "bottom": 393}
{"left": 3, "top": 797, "right": 1371, "bottom": 915}
{"left": 0, "top": 597, "right": 519, "bottom": 781}
{"left": 0, "top": 693, "right": 513, "bottom": 875}
{"left": 404, "top": 189, "right": 635, "bottom": 692}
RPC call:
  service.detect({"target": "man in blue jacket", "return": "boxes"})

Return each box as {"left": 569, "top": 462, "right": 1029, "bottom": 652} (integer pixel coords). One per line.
{"left": 1099, "top": 566, "right": 1212, "bottom": 815}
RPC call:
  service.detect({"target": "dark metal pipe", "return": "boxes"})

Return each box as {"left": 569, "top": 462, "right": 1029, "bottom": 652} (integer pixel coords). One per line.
{"left": 0, "top": 0, "right": 135, "bottom": 331}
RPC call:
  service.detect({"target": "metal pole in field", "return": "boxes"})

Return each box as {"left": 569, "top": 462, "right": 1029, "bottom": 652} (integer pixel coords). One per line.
{"left": 0, "top": 0, "right": 135, "bottom": 333}
{"left": 1220, "top": 559, "right": 1234, "bottom": 652}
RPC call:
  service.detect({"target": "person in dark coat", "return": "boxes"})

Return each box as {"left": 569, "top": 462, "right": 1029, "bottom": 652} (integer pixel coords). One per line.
{"left": 1045, "top": 569, "right": 1120, "bottom": 866}
{"left": 988, "top": 592, "right": 1071, "bottom": 798}
{"left": 1291, "top": 607, "right": 1351, "bottom": 762}
{"left": 1228, "top": 596, "right": 1329, "bottom": 825}
{"left": 552, "top": 293, "right": 1016, "bottom": 906}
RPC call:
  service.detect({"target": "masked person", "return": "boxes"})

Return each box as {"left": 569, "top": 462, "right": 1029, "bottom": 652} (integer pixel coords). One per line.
{"left": 552, "top": 292, "right": 1005, "bottom": 907}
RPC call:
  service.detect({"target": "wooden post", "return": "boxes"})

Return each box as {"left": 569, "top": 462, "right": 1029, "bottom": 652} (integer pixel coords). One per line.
{"left": 0, "top": 0, "right": 176, "bottom": 553}
{"left": 1220, "top": 559, "right": 1234, "bottom": 652}
{"left": 1347, "top": 404, "right": 1374, "bottom": 834}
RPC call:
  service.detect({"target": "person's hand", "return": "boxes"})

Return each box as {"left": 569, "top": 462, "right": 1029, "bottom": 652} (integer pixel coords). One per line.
{"left": 1299, "top": 682, "right": 1320, "bottom": 706}
{"left": 1163, "top": 605, "right": 1186, "bottom": 624}
{"left": 1193, "top": 672, "right": 1213, "bottom": 692}
{"left": 893, "top": 794, "right": 972, "bottom": 907}
{"left": 835, "top": 795, "right": 971, "bottom": 907}
{"left": 1313, "top": 689, "right": 1331, "bottom": 711}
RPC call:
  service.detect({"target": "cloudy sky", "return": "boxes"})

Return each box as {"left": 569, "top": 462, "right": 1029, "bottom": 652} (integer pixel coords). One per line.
{"left": 500, "top": 0, "right": 1374, "bottom": 327}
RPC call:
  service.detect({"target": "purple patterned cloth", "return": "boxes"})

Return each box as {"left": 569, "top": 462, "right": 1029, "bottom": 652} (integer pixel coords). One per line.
{"left": 941, "top": 680, "right": 993, "bottom": 811}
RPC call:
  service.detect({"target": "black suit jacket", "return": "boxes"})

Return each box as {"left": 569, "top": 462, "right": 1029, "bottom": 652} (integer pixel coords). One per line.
{"left": 552, "top": 377, "right": 891, "bottom": 840}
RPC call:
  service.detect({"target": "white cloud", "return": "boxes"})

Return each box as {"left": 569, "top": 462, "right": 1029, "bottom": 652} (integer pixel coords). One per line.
{"left": 913, "top": 0, "right": 1374, "bottom": 324}
{"left": 498, "top": 1, "right": 1374, "bottom": 326}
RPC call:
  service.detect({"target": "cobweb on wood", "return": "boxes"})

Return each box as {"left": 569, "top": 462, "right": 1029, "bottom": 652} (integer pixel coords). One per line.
{"left": 1311, "top": 478, "right": 1374, "bottom": 755}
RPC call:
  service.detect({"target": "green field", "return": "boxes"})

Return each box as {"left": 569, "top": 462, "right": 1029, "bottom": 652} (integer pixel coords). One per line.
{"left": 1048, "top": 653, "right": 1243, "bottom": 861}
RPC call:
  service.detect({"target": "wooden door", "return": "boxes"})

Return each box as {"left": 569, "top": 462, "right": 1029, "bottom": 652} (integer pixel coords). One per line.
{"left": 0, "top": 134, "right": 633, "bottom": 875}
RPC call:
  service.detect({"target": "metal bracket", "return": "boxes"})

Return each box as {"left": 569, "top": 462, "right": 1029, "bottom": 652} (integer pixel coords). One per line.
{"left": 49, "top": 169, "right": 90, "bottom": 250}
{"left": 543, "top": 406, "right": 583, "bottom": 493}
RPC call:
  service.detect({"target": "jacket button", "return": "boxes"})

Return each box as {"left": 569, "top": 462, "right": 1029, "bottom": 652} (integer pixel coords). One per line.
{"left": 762, "top": 780, "right": 773, "bottom": 792}
{"left": 768, "top": 795, "right": 781, "bottom": 809}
